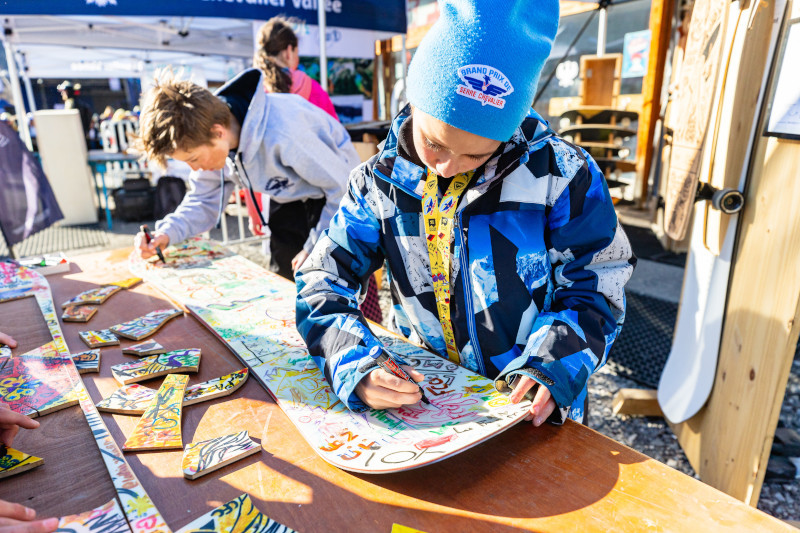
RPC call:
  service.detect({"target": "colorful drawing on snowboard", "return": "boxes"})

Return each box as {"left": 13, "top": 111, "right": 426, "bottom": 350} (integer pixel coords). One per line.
{"left": 131, "top": 238, "right": 531, "bottom": 474}
{"left": 56, "top": 498, "right": 132, "bottom": 532}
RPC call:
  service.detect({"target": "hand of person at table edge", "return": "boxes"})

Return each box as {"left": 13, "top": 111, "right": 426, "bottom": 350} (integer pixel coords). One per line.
{"left": 0, "top": 499, "right": 58, "bottom": 532}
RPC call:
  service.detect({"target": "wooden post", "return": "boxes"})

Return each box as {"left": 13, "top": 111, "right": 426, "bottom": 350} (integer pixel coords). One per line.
{"left": 635, "top": 0, "right": 675, "bottom": 207}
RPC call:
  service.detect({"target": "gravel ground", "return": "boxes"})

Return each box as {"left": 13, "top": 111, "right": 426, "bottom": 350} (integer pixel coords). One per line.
{"left": 232, "top": 242, "right": 800, "bottom": 524}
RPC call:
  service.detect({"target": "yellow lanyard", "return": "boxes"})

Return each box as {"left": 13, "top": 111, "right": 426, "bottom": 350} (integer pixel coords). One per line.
{"left": 422, "top": 168, "right": 473, "bottom": 364}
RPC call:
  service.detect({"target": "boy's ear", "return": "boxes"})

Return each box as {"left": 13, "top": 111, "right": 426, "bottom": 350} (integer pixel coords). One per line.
{"left": 210, "top": 123, "right": 226, "bottom": 139}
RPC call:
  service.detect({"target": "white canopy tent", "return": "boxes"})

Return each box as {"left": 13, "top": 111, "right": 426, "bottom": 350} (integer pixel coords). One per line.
{"left": 1, "top": 9, "right": 402, "bottom": 148}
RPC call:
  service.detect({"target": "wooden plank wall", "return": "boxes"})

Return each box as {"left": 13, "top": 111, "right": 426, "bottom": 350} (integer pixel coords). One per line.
{"left": 671, "top": 0, "right": 800, "bottom": 504}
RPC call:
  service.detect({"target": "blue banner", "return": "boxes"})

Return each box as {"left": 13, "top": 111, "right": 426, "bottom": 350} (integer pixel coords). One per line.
{"left": 0, "top": 0, "right": 406, "bottom": 33}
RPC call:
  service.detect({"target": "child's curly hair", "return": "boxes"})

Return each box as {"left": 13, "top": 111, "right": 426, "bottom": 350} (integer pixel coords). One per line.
{"left": 135, "top": 71, "right": 230, "bottom": 168}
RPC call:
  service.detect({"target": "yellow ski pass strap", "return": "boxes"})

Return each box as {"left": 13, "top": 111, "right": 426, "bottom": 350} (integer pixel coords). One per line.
{"left": 422, "top": 168, "right": 473, "bottom": 364}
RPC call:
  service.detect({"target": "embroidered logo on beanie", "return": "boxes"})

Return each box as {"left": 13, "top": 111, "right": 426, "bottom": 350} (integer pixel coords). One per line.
{"left": 456, "top": 64, "right": 515, "bottom": 109}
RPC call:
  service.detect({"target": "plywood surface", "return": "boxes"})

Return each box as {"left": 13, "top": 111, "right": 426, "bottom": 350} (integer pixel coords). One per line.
{"left": 0, "top": 249, "right": 792, "bottom": 532}
{"left": 672, "top": 136, "right": 800, "bottom": 505}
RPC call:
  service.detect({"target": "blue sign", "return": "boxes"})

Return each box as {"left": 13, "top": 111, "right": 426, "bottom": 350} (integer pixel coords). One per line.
{"left": 622, "top": 29, "right": 651, "bottom": 79}
{"left": 0, "top": 0, "right": 406, "bottom": 34}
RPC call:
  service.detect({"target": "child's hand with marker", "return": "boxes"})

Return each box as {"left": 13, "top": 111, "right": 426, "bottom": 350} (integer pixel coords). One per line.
{"left": 133, "top": 227, "right": 169, "bottom": 261}
{"left": 355, "top": 347, "right": 428, "bottom": 409}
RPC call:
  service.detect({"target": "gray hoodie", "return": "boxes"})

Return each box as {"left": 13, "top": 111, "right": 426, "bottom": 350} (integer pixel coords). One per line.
{"left": 155, "top": 69, "right": 360, "bottom": 253}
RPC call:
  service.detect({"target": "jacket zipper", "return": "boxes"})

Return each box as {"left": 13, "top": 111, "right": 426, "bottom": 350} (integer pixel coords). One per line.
{"left": 456, "top": 210, "right": 486, "bottom": 376}
{"left": 234, "top": 153, "right": 267, "bottom": 226}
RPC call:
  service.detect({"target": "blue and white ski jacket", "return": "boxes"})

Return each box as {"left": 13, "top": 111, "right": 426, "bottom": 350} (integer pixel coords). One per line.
{"left": 296, "top": 106, "right": 636, "bottom": 423}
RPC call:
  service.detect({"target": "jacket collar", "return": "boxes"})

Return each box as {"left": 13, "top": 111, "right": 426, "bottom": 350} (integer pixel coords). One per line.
{"left": 375, "top": 105, "right": 555, "bottom": 198}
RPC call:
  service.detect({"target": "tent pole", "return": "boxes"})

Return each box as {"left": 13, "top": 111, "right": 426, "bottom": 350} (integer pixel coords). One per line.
{"left": 597, "top": 5, "right": 608, "bottom": 56}
{"left": 317, "top": 0, "right": 328, "bottom": 93}
{"left": 18, "top": 52, "right": 37, "bottom": 114}
{"left": 2, "top": 33, "right": 33, "bottom": 151}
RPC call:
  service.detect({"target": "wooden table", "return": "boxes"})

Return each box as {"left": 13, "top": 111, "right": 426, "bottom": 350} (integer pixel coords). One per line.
{"left": 0, "top": 248, "right": 792, "bottom": 532}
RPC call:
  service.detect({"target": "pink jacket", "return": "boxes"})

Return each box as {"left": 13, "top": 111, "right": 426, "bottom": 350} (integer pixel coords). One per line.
{"left": 290, "top": 70, "right": 339, "bottom": 121}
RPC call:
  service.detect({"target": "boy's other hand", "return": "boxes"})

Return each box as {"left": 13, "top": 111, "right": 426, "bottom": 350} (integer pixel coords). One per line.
{"left": 133, "top": 231, "right": 169, "bottom": 259}
{"left": 0, "top": 499, "right": 58, "bottom": 532}
{"left": 0, "top": 332, "right": 16, "bottom": 349}
{"left": 355, "top": 366, "right": 425, "bottom": 409}
{"left": 291, "top": 250, "right": 310, "bottom": 274}
{"left": 509, "top": 375, "right": 556, "bottom": 426}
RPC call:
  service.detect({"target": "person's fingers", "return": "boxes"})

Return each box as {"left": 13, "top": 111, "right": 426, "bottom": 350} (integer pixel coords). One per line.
{"left": 0, "top": 501, "right": 35, "bottom": 522}
{"left": 0, "top": 408, "right": 39, "bottom": 431}
{"left": 402, "top": 366, "right": 425, "bottom": 384}
{"left": 531, "top": 386, "right": 556, "bottom": 427}
{"left": 133, "top": 233, "right": 154, "bottom": 259}
{"left": 356, "top": 370, "right": 423, "bottom": 409}
{"left": 153, "top": 233, "right": 170, "bottom": 249}
{"left": 509, "top": 375, "right": 537, "bottom": 404}
{"left": 0, "top": 427, "right": 19, "bottom": 448}
{"left": 373, "top": 368, "right": 423, "bottom": 394}
{"left": 0, "top": 333, "right": 16, "bottom": 348}
{"left": 0, "top": 517, "right": 59, "bottom": 532}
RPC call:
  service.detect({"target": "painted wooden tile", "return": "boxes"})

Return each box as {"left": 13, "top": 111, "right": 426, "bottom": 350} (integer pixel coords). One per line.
{"left": 0, "top": 355, "right": 77, "bottom": 417}
{"left": 3, "top": 260, "right": 168, "bottom": 532}
{"left": 61, "top": 285, "right": 122, "bottom": 308}
{"left": 182, "top": 431, "right": 260, "bottom": 480}
{"left": 56, "top": 498, "right": 132, "bottom": 532}
{"left": 97, "top": 369, "right": 248, "bottom": 415}
{"left": 175, "top": 493, "right": 294, "bottom": 533}
{"left": 72, "top": 350, "right": 101, "bottom": 374}
{"left": 0, "top": 444, "right": 43, "bottom": 479}
{"left": 123, "top": 374, "right": 188, "bottom": 451}
{"left": 122, "top": 340, "right": 167, "bottom": 357}
{"left": 110, "top": 309, "right": 183, "bottom": 341}
{"left": 183, "top": 368, "right": 249, "bottom": 406}
{"left": 79, "top": 329, "right": 120, "bottom": 348}
{"left": 108, "top": 277, "right": 142, "bottom": 289}
{"left": 96, "top": 384, "right": 156, "bottom": 415}
{"left": 20, "top": 341, "right": 60, "bottom": 358}
{"left": 111, "top": 349, "right": 201, "bottom": 385}
{"left": 61, "top": 304, "right": 98, "bottom": 323}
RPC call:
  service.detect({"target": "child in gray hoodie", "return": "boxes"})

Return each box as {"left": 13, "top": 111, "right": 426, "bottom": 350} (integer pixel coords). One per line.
{"left": 134, "top": 69, "right": 360, "bottom": 277}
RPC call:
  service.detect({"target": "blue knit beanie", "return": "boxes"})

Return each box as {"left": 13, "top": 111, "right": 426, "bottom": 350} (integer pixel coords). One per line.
{"left": 406, "top": 0, "right": 560, "bottom": 142}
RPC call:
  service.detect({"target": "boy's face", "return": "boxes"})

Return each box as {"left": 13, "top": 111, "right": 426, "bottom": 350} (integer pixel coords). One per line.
{"left": 171, "top": 124, "right": 232, "bottom": 172}
{"left": 411, "top": 108, "right": 501, "bottom": 178}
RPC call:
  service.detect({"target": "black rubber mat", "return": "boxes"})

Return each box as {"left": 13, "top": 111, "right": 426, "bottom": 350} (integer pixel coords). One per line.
{"left": 607, "top": 291, "right": 678, "bottom": 388}
{"left": 622, "top": 223, "right": 687, "bottom": 268}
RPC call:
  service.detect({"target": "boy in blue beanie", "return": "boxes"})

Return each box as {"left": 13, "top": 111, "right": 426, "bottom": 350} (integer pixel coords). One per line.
{"left": 296, "top": 0, "right": 635, "bottom": 426}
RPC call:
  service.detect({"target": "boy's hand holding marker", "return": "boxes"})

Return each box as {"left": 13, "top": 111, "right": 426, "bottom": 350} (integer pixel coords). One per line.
{"left": 134, "top": 225, "right": 169, "bottom": 261}
{"left": 356, "top": 346, "right": 429, "bottom": 410}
